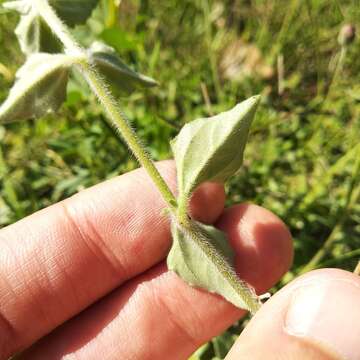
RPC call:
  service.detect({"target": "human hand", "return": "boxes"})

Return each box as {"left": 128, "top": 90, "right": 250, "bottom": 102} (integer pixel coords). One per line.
{"left": 0, "top": 161, "right": 357, "bottom": 359}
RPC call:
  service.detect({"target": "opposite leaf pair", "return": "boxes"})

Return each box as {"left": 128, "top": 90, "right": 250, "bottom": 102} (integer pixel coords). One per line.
{"left": 169, "top": 96, "right": 262, "bottom": 314}
{"left": 0, "top": 43, "right": 157, "bottom": 124}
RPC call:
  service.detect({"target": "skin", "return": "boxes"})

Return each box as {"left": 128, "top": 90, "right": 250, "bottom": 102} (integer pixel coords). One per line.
{"left": 0, "top": 161, "right": 359, "bottom": 359}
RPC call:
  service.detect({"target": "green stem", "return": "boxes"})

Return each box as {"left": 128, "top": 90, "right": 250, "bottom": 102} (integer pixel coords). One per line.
{"left": 177, "top": 193, "right": 189, "bottom": 225}
{"left": 80, "top": 64, "right": 177, "bottom": 210}
{"left": 323, "top": 46, "right": 347, "bottom": 101}
{"left": 35, "top": 0, "right": 177, "bottom": 211}
{"left": 105, "top": 0, "right": 117, "bottom": 28}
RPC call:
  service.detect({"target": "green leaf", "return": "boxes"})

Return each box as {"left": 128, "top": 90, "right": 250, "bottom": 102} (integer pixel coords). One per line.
{"left": 50, "top": 0, "right": 99, "bottom": 27}
{"left": 17, "top": 10, "right": 62, "bottom": 55}
{"left": 89, "top": 41, "right": 158, "bottom": 95}
{"left": 4, "top": 0, "right": 99, "bottom": 26}
{"left": 172, "top": 96, "right": 260, "bottom": 200}
{"left": 3, "top": 1, "right": 61, "bottom": 54}
{"left": 167, "top": 219, "right": 261, "bottom": 313}
{"left": 2, "top": 0, "right": 30, "bottom": 13}
{"left": 0, "top": 53, "right": 75, "bottom": 123}
{"left": 3, "top": 0, "right": 99, "bottom": 54}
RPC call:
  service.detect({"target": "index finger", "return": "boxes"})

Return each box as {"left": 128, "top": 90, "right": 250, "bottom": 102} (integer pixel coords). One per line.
{"left": 0, "top": 160, "right": 225, "bottom": 358}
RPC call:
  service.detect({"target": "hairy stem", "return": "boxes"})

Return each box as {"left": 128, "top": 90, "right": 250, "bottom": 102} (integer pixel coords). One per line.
{"left": 34, "top": 0, "right": 177, "bottom": 211}
{"left": 177, "top": 193, "right": 189, "bottom": 225}
{"left": 80, "top": 64, "right": 177, "bottom": 209}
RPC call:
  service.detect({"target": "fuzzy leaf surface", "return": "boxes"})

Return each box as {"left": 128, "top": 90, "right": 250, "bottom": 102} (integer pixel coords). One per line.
{"left": 17, "top": 10, "right": 62, "bottom": 55}
{"left": 89, "top": 41, "right": 158, "bottom": 95}
{"left": 3, "top": 0, "right": 98, "bottom": 54}
{"left": 167, "top": 219, "right": 261, "bottom": 313}
{"left": 3, "top": 1, "right": 61, "bottom": 54}
{"left": 171, "top": 96, "right": 260, "bottom": 199}
{"left": 0, "top": 53, "right": 74, "bottom": 123}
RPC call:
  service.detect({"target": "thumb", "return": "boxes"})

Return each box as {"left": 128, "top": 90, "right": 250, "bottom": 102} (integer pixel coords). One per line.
{"left": 226, "top": 269, "right": 360, "bottom": 360}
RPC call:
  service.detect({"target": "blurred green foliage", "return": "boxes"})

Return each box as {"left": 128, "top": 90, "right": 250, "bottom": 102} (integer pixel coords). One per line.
{"left": 0, "top": 0, "right": 359, "bottom": 358}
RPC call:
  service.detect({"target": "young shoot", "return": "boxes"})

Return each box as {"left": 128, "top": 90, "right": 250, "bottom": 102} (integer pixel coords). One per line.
{"left": 1, "top": 0, "right": 263, "bottom": 314}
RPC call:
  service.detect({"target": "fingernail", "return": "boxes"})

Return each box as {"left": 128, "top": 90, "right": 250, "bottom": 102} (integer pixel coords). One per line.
{"left": 285, "top": 277, "right": 360, "bottom": 360}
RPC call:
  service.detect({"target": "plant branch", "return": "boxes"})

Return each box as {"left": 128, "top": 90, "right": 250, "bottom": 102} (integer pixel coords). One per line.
{"left": 35, "top": 0, "right": 177, "bottom": 211}
{"left": 80, "top": 64, "right": 177, "bottom": 210}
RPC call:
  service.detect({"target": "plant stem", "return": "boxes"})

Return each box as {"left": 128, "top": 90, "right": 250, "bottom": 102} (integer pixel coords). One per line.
{"left": 105, "top": 0, "right": 117, "bottom": 28}
{"left": 177, "top": 200, "right": 188, "bottom": 225}
{"left": 323, "top": 46, "right": 347, "bottom": 101}
{"left": 34, "top": 0, "right": 177, "bottom": 211}
{"left": 81, "top": 64, "right": 177, "bottom": 210}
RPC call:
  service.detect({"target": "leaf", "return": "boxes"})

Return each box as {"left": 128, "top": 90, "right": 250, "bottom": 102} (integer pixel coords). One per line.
{"left": 50, "top": 0, "right": 99, "bottom": 27}
{"left": 171, "top": 96, "right": 260, "bottom": 200}
{"left": 3, "top": 1, "right": 61, "bottom": 55}
{"left": 167, "top": 219, "right": 261, "bottom": 313}
{"left": 89, "top": 41, "right": 158, "bottom": 95}
{"left": 2, "top": 0, "right": 30, "bottom": 13}
{"left": 0, "top": 53, "right": 74, "bottom": 123}
{"left": 3, "top": 0, "right": 99, "bottom": 54}
{"left": 16, "top": 9, "right": 62, "bottom": 55}
{"left": 4, "top": 0, "right": 99, "bottom": 26}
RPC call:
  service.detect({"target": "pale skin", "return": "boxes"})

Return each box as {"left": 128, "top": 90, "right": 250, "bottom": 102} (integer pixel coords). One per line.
{"left": 0, "top": 161, "right": 359, "bottom": 359}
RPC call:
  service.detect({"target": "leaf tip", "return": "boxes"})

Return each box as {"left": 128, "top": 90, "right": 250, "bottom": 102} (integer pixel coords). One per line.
{"left": 229, "top": 94, "right": 261, "bottom": 130}
{"left": 236, "top": 94, "right": 261, "bottom": 114}
{"left": 139, "top": 74, "right": 159, "bottom": 87}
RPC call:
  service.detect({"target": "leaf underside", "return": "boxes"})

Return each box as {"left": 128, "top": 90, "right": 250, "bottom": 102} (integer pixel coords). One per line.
{"left": 50, "top": 0, "right": 99, "bottom": 27}
{"left": 167, "top": 219, "right": 261, "bottom": 313}
{"left": 89, "top": 41, "right": 158, "bottom": 95}
{"left": 171, "top": 96, "right": 260, "bottom": 200}
{"left": 16, "top": 9, "right": 62, "bottom": 55}
{"left": 169, "top": 96, "right": 261, "bottom": 313}
{"left": 3, "top": 0, "right": 99, "bottom": 55}
{"left": 0, "top": 53, "right": 74, "bottom": 123}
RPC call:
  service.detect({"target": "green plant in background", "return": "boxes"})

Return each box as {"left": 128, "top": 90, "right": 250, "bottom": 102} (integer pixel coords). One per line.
{"left": 1, "top": 0, "right": 360, "bottom": 359}
{"left": 1, "top": 0, "right": 264, "bottom": 328}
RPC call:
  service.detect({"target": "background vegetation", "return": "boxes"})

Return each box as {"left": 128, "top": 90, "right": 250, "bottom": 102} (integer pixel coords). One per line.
{"left": 0, "top": 0, "right": 359, "bottom": 358}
